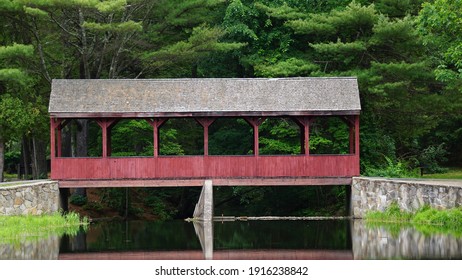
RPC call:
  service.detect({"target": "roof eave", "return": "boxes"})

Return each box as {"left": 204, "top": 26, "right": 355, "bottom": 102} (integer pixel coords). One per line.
{"left": 49, "top": 110, "right": 361, "bottom": 118}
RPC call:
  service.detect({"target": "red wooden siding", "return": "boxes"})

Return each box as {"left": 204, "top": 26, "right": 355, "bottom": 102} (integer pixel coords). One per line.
{"left": 51, "top": 154, "right": 359, "bottom": 182}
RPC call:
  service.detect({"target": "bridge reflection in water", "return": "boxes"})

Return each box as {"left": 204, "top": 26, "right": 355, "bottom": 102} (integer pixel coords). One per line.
{"left": 58, "top": 220, "right": 353, "bottom": 260}
{"left": 4, "top": 220, "right": 462, "bottom": 260}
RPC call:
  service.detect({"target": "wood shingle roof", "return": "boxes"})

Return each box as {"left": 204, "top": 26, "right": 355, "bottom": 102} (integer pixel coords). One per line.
{"left": 49, "top": 78, "right": 361, "bottom": 117}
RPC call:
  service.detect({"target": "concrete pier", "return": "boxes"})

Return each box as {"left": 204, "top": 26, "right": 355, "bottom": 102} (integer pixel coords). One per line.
{"left": 193, "top": 180, "right": 213, "bottom": 221}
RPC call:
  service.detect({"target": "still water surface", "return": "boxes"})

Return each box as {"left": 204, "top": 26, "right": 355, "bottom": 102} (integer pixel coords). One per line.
{"left": 1, "top": 220, "right": 462, "bottom": 259}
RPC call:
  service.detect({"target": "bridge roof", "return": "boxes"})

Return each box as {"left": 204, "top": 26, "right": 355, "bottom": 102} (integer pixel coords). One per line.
{"left": 49, "top": 78, "right": 361, "bottom": 117}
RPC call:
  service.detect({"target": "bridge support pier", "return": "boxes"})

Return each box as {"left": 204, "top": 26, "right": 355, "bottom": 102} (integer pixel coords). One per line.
{"left": 192, "top": 180, "right": 214, "bottom": 259}
{"left": 193, "top": 180, "right": 213, "bottom": 221}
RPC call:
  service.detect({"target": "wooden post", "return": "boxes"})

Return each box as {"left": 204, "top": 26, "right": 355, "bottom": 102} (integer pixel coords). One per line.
{"left": 349, "top": 124, "right": 355, "bottom": 155}
{"left": 97, "top": 119, "right": 117, "bottom": 158}
{"left": 107, "top": 126, "right": 112, "bottom": 157}
{"left": 299, "top": 126, "right": 305, "bottom": 154}
{"left": 244, "top": 117, "right": 266, "bottom": 156}
{"left": 56, "top": 119, "right": 71, "bottom": 158}
{"left": 195, "top": 118, "right": 216, "bottom": 156}
{"left": 147, "top": 118, "right": 167, "bottom": 157}
{"left": 355, "top": 115, "right": 360, "bottom": 156}
{"left": 57, "top": 125, "right": 62, "bottom": 157}
{"left": 294, "top": 117, "right": 311, "bottom": 155}
{"left": 51, "top": 118, "right": 70, "bottom": 158}
{"left": 50, "top": 118, "right": 56, "bottom": 159}
{"left": 341, "top": 116, "right": 356, "bottom": 155}
{"left": 101, "top": 121, "right": 109, "bottom": 158}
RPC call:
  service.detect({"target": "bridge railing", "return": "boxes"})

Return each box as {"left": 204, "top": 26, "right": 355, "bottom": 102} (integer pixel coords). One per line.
{"left": 52, "top": 154, "right": 359, "bottom": 186}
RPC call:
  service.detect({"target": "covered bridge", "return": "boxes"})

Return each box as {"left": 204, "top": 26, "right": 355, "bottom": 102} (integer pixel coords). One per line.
{"left": 49, "top": 78, "right": 361, "bottom": 188}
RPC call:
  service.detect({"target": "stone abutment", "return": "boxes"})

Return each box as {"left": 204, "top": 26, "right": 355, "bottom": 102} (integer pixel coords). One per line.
{"left": 0, "top": 181, "right": 61, "bottom": 215}
{"left": 351, "top": 177, "right": 462, "bottom": 218}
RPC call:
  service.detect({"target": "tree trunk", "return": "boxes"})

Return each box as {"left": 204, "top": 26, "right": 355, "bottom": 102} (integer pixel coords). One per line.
{"left": 31, "top": 137, "right": 48, "bottom": 179}
{"left": 62, "top": 126, "right": 72, "bottom": 157}
{"left": 22, "top": 136, "right": 31, "bottom": 179}
{"left": 0, "top": 136, "right": 4, "bottom": 182}
{"left": 30, "top": 138, "right": 37, "bottom": 179}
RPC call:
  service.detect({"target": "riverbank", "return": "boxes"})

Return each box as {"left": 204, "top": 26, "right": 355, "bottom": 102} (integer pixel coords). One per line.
{"left": 0, "top": 212, "right": 88, "bottom": 243}
{"left": 365, "top": 204, "right": 462, "bottom": 237}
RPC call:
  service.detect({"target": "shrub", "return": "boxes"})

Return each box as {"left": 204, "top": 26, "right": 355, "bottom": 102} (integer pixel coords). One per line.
{"left": 69, "top": 194, "right": 87, "bottom": 206}
{"left": 418, "top": 144, "right": 449, "bottom": 174}
{"left": 365, "top": 156, "right": 420, "bottom": 178}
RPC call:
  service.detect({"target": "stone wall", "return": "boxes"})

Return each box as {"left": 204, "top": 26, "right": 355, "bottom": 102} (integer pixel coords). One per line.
{"left": 351, "top": 177, "right": 462, "bottom": 218}
{"left": 0, "top": 235, "right": 60, "bottom": 260}
{"left": 0, "top": 180, "right": 60, "bottom": 215}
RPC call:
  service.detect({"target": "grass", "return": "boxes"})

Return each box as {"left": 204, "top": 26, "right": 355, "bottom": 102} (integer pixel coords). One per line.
{"left": 0, "top": 212, "right": 89, "bottom": 244}
{"left": 365, "top": 204, "right": 462, "bottom": 237}
{"left": 0, "top": 182, "right": 27, "bottom": 188}
{"left": 422, "top": 167, "right": 462, "bottom": 179}
{"left": 3, "top": 173, "right": 18, "bottom": 180}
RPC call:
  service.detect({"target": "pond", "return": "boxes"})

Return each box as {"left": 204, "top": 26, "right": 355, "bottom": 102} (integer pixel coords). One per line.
{"left": 1, "top": 219, "right": 461, "bottom": 260}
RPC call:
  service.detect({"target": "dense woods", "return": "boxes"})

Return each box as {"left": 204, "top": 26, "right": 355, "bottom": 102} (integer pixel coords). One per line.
{"left": 1, "top": 0, "right": 461, "bottom": 218}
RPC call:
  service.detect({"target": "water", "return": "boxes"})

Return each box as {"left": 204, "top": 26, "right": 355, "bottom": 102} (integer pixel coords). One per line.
{"left": 1, "top": 220, "right": 462, "bottom": 260}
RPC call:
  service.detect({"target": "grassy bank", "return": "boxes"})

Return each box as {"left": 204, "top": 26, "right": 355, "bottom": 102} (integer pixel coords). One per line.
{"left": 365, "top": 204, "right": 462, "bottom": 236}
{"left": 423, "top": 167, "right": 462, "bottom": 180}
{"left": 0, "top": 212, "right": 89, "bottom": 243}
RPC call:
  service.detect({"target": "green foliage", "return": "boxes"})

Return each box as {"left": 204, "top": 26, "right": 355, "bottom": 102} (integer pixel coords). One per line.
{"left": 83, "top": 21, "right": 142, "bottom": 33}
{"left": 254, "top": 57, "right": 318, "bottom": 77}
{"left": 4, "top": 145, "right": 20, "bottom": 173}
{"left": 95, "top": 0, "right": 127, "bottom": 13}
{"left": 366, "top": 204, "right": 462, "bottom": 237}
{"left": 423, "top": 168, "right": 462, "bottom": 179}
{"left": 0, "top": 212, "right": 89, "bottom": 244}
{"left": 418, "top": 144, "right": 448, "bottom": 174}
{"left": 365, "top": 203, "right": 413, "bottom": 223}
{"left": 419, "top": 0, "right": 462, "bottom": 73}
{"left": 285, "top": 18, "right": 336, "bottom": 35}
{"left": 365, "top": 156, "right": 420, "bottom": 178}
{"left": 216, "top": 185, "right": 349, "bottom": 217}
{"left": 100, "top": 188, "right": 127, "bottom": 215}
{"left": 209, "top": 118, "right": 252, "bottom": 155}
{"left": 0, "top": 44, "right": 34, "bottom": 61}
{"left": 309, "top": 117, "right": 349, "bottom": 154}
{"left": 82, "top": 201, "right": 104, "bottom": 212}
{"left": 143, "top": 192, "right": 178, "bottom": 220}
{"left": 110, "top": 120, "right": 153, "bottom": 156}
{"left": 145, "top": 25, "right": 244, "bottom": 74}
{"left": 259, "top": 118, "right": 300, "bottom": 155}
{"left": 375, "top": 0, "right": 424, "bottom": 18}
{"left": 254, "top": 2, "right": 306, "bottom": 20}
{"left": 413, "top": 206, "right": 462, "bottom": 228}
{"left": 69, "top": 193, "right": 88, "bottom": 206}
{"left": 0, "top": 95, "right": 40, "bottom": 139}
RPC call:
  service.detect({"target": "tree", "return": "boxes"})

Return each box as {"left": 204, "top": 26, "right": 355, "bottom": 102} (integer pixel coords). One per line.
{"left": 419, "top": 0, "right": 462, "bottom": 89}
{"left": 0, "top": 44, "right": 37, "bottom": 182}
{"left": 418, "top": 0, "right": 462, "bottom": 164}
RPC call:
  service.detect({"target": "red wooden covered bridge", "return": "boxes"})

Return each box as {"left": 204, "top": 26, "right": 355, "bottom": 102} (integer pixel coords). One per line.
{"left": 49, "top": 78, "right": 360, "bottom": 188}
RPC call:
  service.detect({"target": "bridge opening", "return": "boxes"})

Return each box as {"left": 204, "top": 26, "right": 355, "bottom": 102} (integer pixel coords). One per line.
{"left": 310, "top": 116, "right": 353, "bottom": 155}
{"left": 159, "top": 118, "right": 204, "bottom": 155}
{"left": 55, "top": 119, "right": 102, "bottom": 158}
{"left": 68, "top": 185, "right": 350, "bottom": 220}
{"left": 110, "top": 119, "right": 153, "bottom": 156}
{"left": 214, "top": 185, "right": 350, "bottom": 217}
{"left": 259, "top": 117, "right": 301, "bottom": 155}
{"left": 209, "top": 118, "right": 253, "bottom": 155}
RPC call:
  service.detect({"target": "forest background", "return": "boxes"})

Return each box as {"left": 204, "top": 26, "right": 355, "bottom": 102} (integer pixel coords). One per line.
{"left": 1, "top": 0, "right": 461, "bottom": 219}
